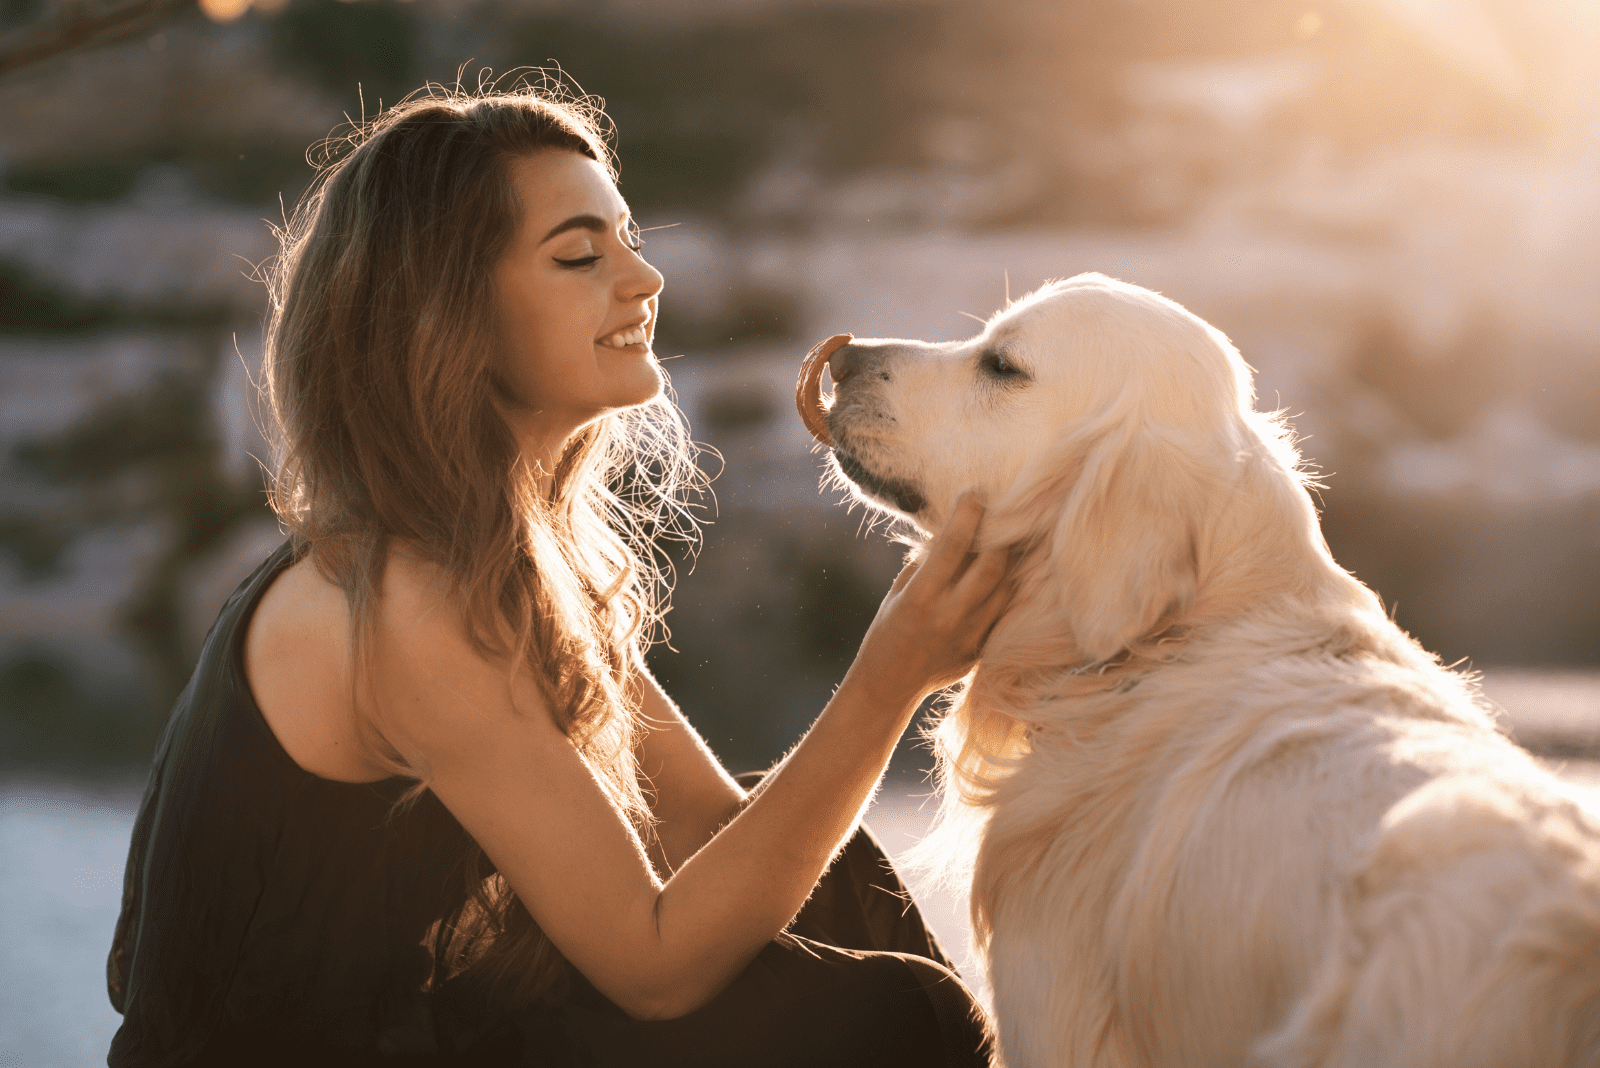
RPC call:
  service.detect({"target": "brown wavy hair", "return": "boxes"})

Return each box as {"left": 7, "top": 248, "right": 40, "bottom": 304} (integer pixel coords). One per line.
{"left": 261, "top": 79, "right": 702, "bottom": 1007}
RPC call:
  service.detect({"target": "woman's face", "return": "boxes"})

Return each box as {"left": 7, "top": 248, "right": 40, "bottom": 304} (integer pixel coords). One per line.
{"left": 493, "top": 149, "right": 665, "bottom": 457}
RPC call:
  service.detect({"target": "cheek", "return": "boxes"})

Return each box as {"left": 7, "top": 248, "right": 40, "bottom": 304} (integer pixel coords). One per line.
{"left": 496, "top": 321, "right": 555, "bottom": 398}
{"left": 890, "top": 363, "right": 955, "bottom": 453}
{"left": 495, "top": 319, "right": 577, "bottom": 413}
{"left": 495, "top": 278, "right": 542, "bottom": 355}
{"left": 962, "top": 417, "right": 1031, "bottom": 495}
{"left": 890, "top": 366, "right": 992, "bottom": 497}
{"left": 925, "top": 394, "right": 1039, "bottom": 505}
{"left": 501, "top": 271, "right": 593, "bottom": 348}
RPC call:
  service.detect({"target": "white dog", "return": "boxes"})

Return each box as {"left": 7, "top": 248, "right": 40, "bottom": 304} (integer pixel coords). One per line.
{"left": 805, "top": 274, "right": 1600, "bottom": 1067}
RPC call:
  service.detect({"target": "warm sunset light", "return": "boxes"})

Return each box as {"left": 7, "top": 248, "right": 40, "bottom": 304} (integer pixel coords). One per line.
{"left": 1, "top": 2, "right": 1598, "bottom": 1063}
{"left": 1362, "top": 0, "right": 1524, "bottom": 93}
{"left": 1295, "top": 10, "right": 1325, "bottom": 37}
{"left": 198, "top": 0, "right": 251, "bottom": 21}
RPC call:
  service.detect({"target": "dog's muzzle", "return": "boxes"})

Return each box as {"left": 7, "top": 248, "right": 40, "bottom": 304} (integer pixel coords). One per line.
{"left": 798, "top": 333, "right": 927, "bottom": 515}
{"left": 831, "top": 449, "right": 927, "bottom": 515}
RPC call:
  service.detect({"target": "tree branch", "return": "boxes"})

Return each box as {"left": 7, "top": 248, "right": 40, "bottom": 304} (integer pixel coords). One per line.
{"left": 0, "top": 0, "right": 196, "bottom": 80}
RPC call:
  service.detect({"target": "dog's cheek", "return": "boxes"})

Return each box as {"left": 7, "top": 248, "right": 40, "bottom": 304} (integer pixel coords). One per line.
{"left": 918, "top": 442, "right": 966, "bottom": 521}
{"left": 894, "top": 402, "right": 962, "bottom": 513}
{"left": 960, "top": 421, "right": 1036, "bottom": 506}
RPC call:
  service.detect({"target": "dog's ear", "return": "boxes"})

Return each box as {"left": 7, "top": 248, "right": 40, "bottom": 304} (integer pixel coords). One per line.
{"left": 1047, "top": 422, "right": 1210, "bottom": 663}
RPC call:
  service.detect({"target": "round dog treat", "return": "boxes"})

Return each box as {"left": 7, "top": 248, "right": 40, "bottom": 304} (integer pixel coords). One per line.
{"left": 796, "top": 333, "right": 853, "bottom": 448}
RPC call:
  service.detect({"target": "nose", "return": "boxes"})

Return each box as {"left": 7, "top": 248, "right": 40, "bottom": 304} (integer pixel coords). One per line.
{"left": 829, "top": 341, "right": 892, "bottom": 385}
{"left": 828, "top": 343, "right": 859, "bottom": 383}
{"left": 825, "top": 342, "right": 876, "bottom": 383}
{"left": 619, "top": 249, "right": 664, "bottom": 303}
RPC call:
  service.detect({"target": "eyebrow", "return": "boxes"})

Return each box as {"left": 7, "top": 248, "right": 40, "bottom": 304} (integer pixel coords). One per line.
{"left": 539, "top": 213, "right": 621, "bottom": 245}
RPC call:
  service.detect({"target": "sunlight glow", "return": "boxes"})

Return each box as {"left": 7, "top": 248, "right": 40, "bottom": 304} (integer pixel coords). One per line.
{"left": 198, "top": 0, "right": 251, "bottom": 21}
{"left": 1360, "top": 0, "right": 1524, "bottom": 95}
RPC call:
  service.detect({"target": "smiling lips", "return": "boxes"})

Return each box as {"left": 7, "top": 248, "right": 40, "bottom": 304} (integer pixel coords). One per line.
{"left": 598, "top": 325, "right": 649, "bottom": 349}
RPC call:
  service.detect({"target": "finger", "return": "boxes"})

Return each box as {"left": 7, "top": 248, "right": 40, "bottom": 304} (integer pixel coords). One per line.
{"left": 970, "top": 577, "right": 1015, "bottom": 651}
{"left": 888, "top": 557, "right": 921, "bottom": 596}
{"left": 953, "top": 542, "right": 1010, "bottom": 605}
{"left": 914, "top": 491, "right": 987, "bottom": 591}
{"left": 977, "top": 573, "right": 1016, "bottom": 627}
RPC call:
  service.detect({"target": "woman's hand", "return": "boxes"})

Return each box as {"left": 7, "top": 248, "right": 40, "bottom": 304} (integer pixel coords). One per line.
{"left": 845, "top": 490, "right": 1012, "bottom": 712}
{"left": 362, "top": 492, "right": 1011, "bottom": 1022}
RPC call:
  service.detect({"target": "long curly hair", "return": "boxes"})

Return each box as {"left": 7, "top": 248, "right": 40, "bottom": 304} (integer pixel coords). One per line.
{"left": 261, "top": 78, "right": 703, "bottom": 1007}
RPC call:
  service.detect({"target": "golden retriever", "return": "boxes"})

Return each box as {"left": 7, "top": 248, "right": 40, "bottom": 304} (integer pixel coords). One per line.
{"left": 801, "top": 274, "right": 1600, "bottom": 1067}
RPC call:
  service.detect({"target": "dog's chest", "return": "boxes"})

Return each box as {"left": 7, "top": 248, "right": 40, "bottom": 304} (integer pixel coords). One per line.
{"left": 977, "top": 706, "right": 1394, "bottom": 1065}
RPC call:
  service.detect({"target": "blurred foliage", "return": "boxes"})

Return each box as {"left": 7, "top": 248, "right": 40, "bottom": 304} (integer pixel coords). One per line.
{"left": 269, "top": 0, "right": 421, "bottom": 112}
{"left": 470, "top": 0, "right": 1543, "bottom": 230}
{"left": 0, "top": 651, "right": 160, "bottom": 769}
{"left": 0, "top": 259, "right": 231, "bottom": 333}
{"left": 4, "top": 143, "right": 313, "bottom": 205}
{"left": 1, "top": 0, "right": 1595, "bottom": 777}
{"left": 643, "top": 516, "right": 945, "bottom": 777}
{"left": 500, "top": 5, "right": 936, "bottom": 214}
{"left": 3, "top": 0, "right": 1544, "bottom": 223}
{"left": 1322, "top": 492, "right": 1600, "bottom": 667}
{"left": 939, "top": 0, "right": 1538, "bottom": 144}
{"left": 655, "top": 287, "right": 801, "bottom": 353}
{"left": 700, "top": 387, "right": 775, "bottom": 434}
{"left": 0, "top": 259, "right": 120, "bottom": 332}
{"left": 794, "top": 552, "right": 884, "bottom": 664}
{"left": 4, "top": 157, "right": 143, "bottom": 202}
{"left": 17, "top": 374, "right": 215, "bottom": 484}
{"left": 1351, "top": 312, "right": 1505, "bottom": 440}
{"left": 0, "top": 519, "right": 68, "bottom": 577}
{"left": 0, "top": 0, "right": 44, "bottom": 31}
{"left": 9, "top": 372, "right": 265, "bottom": 691}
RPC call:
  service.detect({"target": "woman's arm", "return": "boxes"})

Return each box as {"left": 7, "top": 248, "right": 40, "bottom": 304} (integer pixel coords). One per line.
{"left": 370, "top": 493, "right": 1008, "bottom": 1020}
{"left": 631, "top": 670, "right": 745, "bottom": 874}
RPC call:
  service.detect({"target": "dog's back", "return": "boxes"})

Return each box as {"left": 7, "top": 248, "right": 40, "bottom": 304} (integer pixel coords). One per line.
{"left": 972, "top": 639, "right": 1600, "bottom": 1068}
{"left": 1262, "top": 747, "right": 1600, "bottom": 1067}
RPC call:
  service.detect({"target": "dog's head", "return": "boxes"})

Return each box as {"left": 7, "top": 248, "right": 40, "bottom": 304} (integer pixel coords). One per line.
{"left": 825, "top": 272, "right": 1315, "bottom": 666}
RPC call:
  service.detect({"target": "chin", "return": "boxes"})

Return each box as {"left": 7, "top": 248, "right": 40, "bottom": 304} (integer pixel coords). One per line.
{"left": 624, "top": 355, "right": 665, "bottom": 406}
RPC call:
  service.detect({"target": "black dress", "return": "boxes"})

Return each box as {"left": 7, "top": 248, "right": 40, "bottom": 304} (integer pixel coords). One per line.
{"left": 107, "top": 542, "right": 990, "bottom": 1067}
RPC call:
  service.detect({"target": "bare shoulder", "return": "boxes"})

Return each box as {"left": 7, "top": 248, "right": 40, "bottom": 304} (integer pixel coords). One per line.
{"left": 245, "top": 543, "right": 560, "bottom": 783}
{"left": 244, "top": 550, "right": 391, "bottom": 782}
{"left": 366, "top": 544, "right": 566, "bottom": 767}
{"left": 370, "top": 542, "right": 461, "bottom": 642}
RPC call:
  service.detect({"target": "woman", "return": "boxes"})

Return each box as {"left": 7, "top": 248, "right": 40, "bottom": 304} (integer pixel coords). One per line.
{"left": 107, "top": 85, "right": 1009, "bottom": 1066}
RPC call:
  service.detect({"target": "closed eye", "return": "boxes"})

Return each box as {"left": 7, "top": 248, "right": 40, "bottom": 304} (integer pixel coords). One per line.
{"left": 979, "top": 349, "right": 1030, "bottom": 383}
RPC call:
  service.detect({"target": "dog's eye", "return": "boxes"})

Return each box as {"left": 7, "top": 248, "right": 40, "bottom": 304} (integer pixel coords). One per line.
{"left": 980, "top": 350, "right": 1028, "bottom": 382}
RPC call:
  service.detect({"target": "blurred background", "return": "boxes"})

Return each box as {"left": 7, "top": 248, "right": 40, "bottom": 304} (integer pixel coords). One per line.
{"left": 1, "top": 0, "right": 1598, "bottom": 1062}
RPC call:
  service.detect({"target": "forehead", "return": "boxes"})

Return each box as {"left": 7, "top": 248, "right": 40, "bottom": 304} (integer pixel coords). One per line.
{"left": 987, "top": 296, "right": 1061, "bottom": 343}
{"left": 506, "top": 150, "right": 627, "bottom": 229}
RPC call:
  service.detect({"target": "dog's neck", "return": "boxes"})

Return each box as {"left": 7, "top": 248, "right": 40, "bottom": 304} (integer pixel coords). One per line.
{"left": 969, "top": 513, "right": 1390, "bottom": 729}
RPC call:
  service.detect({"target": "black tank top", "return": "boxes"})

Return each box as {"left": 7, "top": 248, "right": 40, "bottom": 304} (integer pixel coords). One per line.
{"left": 106, "top": 542, "right": 993, "bottom": 1068}
{"left": 107, "top": 541, "right": 486, "bottom": 1066}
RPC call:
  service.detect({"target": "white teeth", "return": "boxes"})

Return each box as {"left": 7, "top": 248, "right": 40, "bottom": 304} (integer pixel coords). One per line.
{"left": 599, "top": 327, "right": 648, "bottom": 348}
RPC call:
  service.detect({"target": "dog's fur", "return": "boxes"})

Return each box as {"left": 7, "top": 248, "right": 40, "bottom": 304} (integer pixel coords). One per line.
{"left": 823, "top": 274, "right": 1600, "bottom": 1067}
